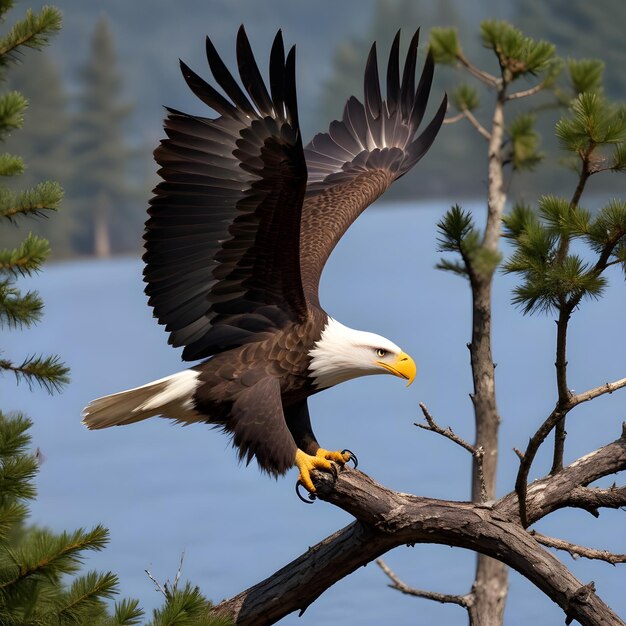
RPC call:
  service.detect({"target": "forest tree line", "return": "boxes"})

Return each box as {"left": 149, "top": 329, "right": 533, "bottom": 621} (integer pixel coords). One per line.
{"left": 4, "top": 0, "right": 625, "bottom": 259}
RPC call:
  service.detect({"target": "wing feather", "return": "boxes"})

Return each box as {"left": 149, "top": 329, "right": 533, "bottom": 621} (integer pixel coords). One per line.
{"left": 144, "top": 27, "right": 308, "bottom": 361}
{"left": 300, "top": 29, "right": 446, "bottom": 306}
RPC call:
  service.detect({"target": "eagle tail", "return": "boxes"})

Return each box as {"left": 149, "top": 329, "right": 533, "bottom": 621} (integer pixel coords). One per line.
{"left": 82, "top": 370, "right": 202, "bottom": 430}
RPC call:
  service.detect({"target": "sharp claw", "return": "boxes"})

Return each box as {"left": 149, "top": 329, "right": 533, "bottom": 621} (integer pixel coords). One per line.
{"left": 295, "top": 480, "right": 316, "bottom": 504}
{"left": 341, "top": 448, "right": 358, "bottom": 468}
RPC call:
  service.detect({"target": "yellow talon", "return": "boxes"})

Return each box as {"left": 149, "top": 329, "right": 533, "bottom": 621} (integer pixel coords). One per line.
{"left": 316, "top": 448, "right": 351, "bottom": 465}
{"left": 295, "top": 448, "right": 349, "bottom": 493}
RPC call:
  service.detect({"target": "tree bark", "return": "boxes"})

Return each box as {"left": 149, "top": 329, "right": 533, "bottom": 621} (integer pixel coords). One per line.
{"left": 468, "top": 87, "right": 509, "bottom": 625}
{"left": 214, "top": 427, "right": 626, "bottom": 625}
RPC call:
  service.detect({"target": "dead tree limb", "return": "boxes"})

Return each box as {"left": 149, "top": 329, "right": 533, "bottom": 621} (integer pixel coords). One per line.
{"left": 214, "top": 426, "right": 626, "bottom": 626}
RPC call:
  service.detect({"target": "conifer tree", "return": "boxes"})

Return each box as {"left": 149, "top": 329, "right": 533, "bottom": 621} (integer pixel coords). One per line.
{"left": 0, "top": 5, "right": 232, "bottom": 624}
{"left": 69, "top": 16, "right": 138, "bottom": 257}
{"left": 368, "top": 19, "right": 625, "bottom": 625}
{"left": 1, "top": 50, "right": 75, "bottom": 257}
{"left": 0, "top": 2, "right": 67, "bottom": 391}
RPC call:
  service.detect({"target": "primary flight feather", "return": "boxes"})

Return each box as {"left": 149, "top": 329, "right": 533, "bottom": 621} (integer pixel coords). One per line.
{"left": 83, "top": 26, "right": 446, "bottom": 495}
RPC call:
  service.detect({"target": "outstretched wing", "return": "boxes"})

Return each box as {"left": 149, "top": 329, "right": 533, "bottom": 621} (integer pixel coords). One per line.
{"left": 299, "top": 30, "right": 447, "bottom": 306}
{"left": 144, "top": 27, "right": 308, "bottom": 362}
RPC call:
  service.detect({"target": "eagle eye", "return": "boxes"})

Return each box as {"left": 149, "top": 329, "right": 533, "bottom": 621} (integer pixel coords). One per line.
{"left": 376, "top": 348, "right": 387, "bottom": 358}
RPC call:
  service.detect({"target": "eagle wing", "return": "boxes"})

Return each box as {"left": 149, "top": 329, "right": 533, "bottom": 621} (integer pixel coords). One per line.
{"left": 299, "top": 30, "right": 447, "bottom": 306}
{"left": 144, "top": 27, "right": 308, "bottom": 361}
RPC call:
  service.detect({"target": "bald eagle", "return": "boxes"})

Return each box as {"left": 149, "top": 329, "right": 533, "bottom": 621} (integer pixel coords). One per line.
{"left": 83, "top": 27, "right": 445, "bottom": 496}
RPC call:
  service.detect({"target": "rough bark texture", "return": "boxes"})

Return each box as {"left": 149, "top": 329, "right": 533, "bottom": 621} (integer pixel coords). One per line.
{"left": 214, "top": 426, "right": 626, "bottom": 625}
{"left": 468, "top": 88, "right": 509, "bottom": 625}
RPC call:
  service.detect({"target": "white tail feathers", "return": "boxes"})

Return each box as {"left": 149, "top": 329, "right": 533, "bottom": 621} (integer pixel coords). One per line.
{"left": 82, "top": 370, "right": 202, "bottom": 430}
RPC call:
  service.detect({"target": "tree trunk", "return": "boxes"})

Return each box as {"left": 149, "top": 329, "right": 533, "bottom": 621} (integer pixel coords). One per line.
{"left": 469, "top": 89, "right": 509, "bottom": 625}
{"left": 94, "top": 191, "right": 111, "bottom": 258}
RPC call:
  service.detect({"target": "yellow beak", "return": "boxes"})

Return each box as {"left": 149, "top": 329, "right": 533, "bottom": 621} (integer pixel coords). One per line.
{"left": 376, "top": 351, "right": 417, "bottom": 387}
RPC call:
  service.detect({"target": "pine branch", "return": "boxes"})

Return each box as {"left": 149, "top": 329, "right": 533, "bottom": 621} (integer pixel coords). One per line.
{"left": 0, "top": 181, "right": 63, "bottom": 221}
{"left": 111, "top": 598, "right": 144, "bottom": 626}
{"left": 0, "top": 91, "right": 26, "bottom": 138}
{"left": 148, "top": 581, "right": 230, "bottom": 626}
{"left": 0, "top": 354, "right": 69, "bottom": 394}
{"left": 0, "top": 6, "right": 61, "bottom": 61}
{"left": 0, "top": 153, "right": 23, "bottom": 177}
{"left": 0, "top": 233, "right": 50, "bottom": 276}
{"left": 0, "top": 282, "right": 44, "bottom": 329}
{"left": 54, "top": 570, "right": 119, "bottom": 622}
{"left": 0, "top": 525, "right": 110, "bottom": 591}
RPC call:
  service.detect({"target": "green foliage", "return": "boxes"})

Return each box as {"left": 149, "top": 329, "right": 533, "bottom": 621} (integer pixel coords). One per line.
{"left": 0, "top": 91, "right": 26, "bottom": 138}
{"left": 585, "top": 199, "right": 626, "bottom": 256}
{"left": 436, "top": 205, "right": 501, "bottom": 279}
{"left": 0, "top": 231, "right": 49, "bottom": 273}
{"left": 507, "top": 114, "right": 543, "bottom": 170}
{"left": 0, "top": 154, "right": 24, "bottom": 177}
{"left": 1, "top": 49, "right": 75, "bottom": 256}
{"left": 148, "top": 583, "right": 231, "bottom": 626}
{"left": 0, "top": 2, "right": 67, "bottom": 394}
{"left": 556, "top": 93, "right": 626, "bottom": 153}
{"left": 0, "top": 5, "right": 61, "bottom": 61}
{"left": 0, "top": 180, "right": 63, "bottom": 220}
{"left": 110, "top": 598, "right": 144, "bottom": 626}
{"left": 503, "top": 196, "right": 625, "bottom": 314}
{"left": 429, "top": 27, "right": 460, "bottom": 65}
{"left": 0, "top": 413, "right": 144, "bottom": 626}
{"left": 0, "top": 6, "right": 225, "bottom": 624}
{"left": 451, "top": 83, "right": 479, "bottom": 112}
{"left": 613, "top": 143, "right": 626, "bottom": 171}
{"left": 0, "top": 281, "right": 43, "bottom": 329}
{"left": 568, "top": 58, "right": 604, "bottom": 95}
{"left": 0, "top": 354, "right": 69, "bottom": 393}
{"left": 0, "top": 414, "right": 37, "bottom": 509}
{"left": 480, "top": 20, "right": 555, "bottom": 79}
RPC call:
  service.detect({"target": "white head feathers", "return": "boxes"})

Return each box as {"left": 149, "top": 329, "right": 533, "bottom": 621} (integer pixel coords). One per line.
{"left": 308, "top": 318, "right": 403, "bottom": 389}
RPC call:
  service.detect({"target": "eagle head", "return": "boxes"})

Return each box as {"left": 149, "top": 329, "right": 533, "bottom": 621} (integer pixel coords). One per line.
{"left": 308, "top": 318, "right": 416, "bottom": 389}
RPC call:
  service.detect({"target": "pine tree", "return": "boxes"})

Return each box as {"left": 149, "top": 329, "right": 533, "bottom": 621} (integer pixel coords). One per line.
{"left": 1, "top": 50, "right": 75, "bottom": 257}
{"left": 380, "top": 19, "right": 626, "bottom": 625}
{"left": 0, "top": 2, "right": 68, "bottom": 391}
{"left": 69, "top": 16, "right": 138, "bottom": 257}
{"left": 0, "top": 6, "right": 231, "bottom": 623}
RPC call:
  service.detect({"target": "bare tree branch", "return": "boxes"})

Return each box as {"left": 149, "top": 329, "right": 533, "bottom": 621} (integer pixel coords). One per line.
{"left": 456, "top": 51, "right": 500, "bottom": 88}
{"left": 444, "top": 112, "right": 466, "bottom": 124}
{"left": 464, "top": 108, "right": 492, "bottom": 140}
{"left": 530, "top": 531, "right": 626, "bottom": 565}
{"left": 214, "top": 429, "right": 626, "bottom": 626}
{"left": 416, "top": 402, "right": 487, "bottom": 502}
{"left": 500, "top": 425, "right": 626, "bottom": 525}
{"left": 572, "top": 378, "right": 626, "bottom": 406}
{"left": 566, "top": 485, "right": 626, "bottom": 516}
{"left": 376, "top": 558, "right": 474, "bottom": 608}
{"left": 506, "top": 82, "right": 548, "bottom": 100}
{"left": 517, "top": 383, "right": 626, "bottom": 526}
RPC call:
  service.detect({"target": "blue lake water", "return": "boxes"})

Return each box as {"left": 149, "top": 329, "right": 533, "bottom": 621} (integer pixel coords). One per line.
{"left": 2, "top": 201, "right": 625, "bottom": 624}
